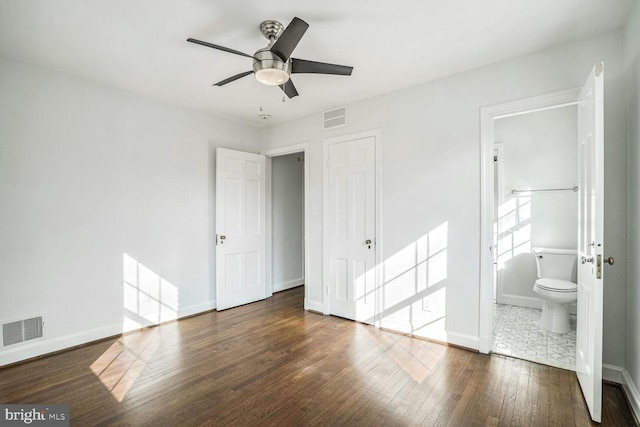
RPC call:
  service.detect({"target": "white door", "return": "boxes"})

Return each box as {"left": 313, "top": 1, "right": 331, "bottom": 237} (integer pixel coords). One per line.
{"left": 576, "top": 62, "right": 605, "bottom": 423}
{"left": 325, "top": 136, "right": 376, "bottom": 324}
{"left": 216, "top": 148, "right": 266, "bottom": 310}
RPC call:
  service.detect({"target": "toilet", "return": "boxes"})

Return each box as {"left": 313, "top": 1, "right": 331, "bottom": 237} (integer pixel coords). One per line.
{"left": 531, "top": 247, "right": 578, "bottom": 334}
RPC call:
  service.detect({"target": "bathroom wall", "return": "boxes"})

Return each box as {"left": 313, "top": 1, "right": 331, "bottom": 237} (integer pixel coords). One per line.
{"left": 494, "top": 106, "right": 578, "bottom": 308}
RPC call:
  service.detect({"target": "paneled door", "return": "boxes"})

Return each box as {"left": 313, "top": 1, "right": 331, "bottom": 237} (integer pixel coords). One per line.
{"left": 324, "top": 135, "right": 376, "bottom": 324}
{"left": 576, "top": 62, "right": 606, "bottom": 423}
{"left": 216, "top": 148, "right": 266, "bottom": 310}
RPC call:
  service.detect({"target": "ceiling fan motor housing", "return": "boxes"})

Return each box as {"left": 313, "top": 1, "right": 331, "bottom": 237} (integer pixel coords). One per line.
{"left": 253, "top": 48, "right": 290, "bottom": 85}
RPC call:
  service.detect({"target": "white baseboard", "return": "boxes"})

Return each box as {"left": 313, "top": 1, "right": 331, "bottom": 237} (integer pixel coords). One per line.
{"left": 497, "top": 293, "right": 543, "bottom": 310}
{"left": 0, "top": 324, "right": 121, "bottom": 367}
{"left": 379, "top": 318, "right": 475, "bottom": 348}
{"left": 179, "top": 300, "right": 216, "bottom": 317}
{"left": 622, "top": 368, "right": 640, "bottom": 423}
{"left": 603, "top": 363, "right": 624, "bottom": 383}
{"left": 273, "top": 277, "right": 304, "bottom": 293}
{"left": 446, "top": 331, "right": 480, "bottom": 351}
{"left": 304, "top": 298, "right": 323, "bottom": 313}
{"left": 380, "top": 318, "right": 413, "bottom": 335}
{"left": 602, "top": 364, "right": 640, "bottom": 423}
{"left": 496, "top": 294, "right": 577, "bottom": 315}
{"left": 0, "top": 299, "right": 217, "bottom": 367}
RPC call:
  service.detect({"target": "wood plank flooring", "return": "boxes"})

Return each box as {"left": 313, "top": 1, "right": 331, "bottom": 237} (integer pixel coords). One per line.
{"left": 0, "top": 286, "right": 635, "bottom": 426}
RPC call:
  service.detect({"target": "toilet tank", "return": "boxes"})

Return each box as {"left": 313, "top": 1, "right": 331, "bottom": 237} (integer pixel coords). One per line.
{"left": 531, "top": 248, "right": 578, "bottom": 282}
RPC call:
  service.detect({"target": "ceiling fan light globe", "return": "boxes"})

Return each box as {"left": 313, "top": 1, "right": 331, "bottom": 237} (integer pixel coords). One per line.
{"left": 253, "top": 48, "right": 290, "bottom": 86}
{"left": 255, "top": 68, "right": 290, "bottom": 86}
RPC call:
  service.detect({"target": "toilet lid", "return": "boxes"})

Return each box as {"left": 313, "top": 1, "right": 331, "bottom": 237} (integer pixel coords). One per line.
{"left": 535, "top": 278, "right": 577, "bottom": 292}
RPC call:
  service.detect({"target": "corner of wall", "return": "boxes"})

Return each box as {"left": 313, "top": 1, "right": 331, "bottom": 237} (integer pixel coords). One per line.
{"left": 622, "top": 369, "right": 640, "bottom": 424}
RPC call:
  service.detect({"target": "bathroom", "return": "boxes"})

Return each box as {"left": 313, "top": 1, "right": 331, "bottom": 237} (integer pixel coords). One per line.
{"left": 492, "top": 104, "right": 578, "bottom": 370}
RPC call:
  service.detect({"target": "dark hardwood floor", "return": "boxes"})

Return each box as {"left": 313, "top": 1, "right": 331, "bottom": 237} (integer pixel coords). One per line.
{"left": 0, "top": 286, "right": 635, "bottom": 426}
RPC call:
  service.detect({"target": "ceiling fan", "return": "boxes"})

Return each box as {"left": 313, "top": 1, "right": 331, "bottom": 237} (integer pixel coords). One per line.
{"left": 187, "top": 17, "right": 353, "bottom": 98}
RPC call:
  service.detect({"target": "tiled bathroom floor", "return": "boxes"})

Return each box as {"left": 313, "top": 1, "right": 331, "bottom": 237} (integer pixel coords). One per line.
{"left": 492, "top": 303, "right": 576, "bottom": 371}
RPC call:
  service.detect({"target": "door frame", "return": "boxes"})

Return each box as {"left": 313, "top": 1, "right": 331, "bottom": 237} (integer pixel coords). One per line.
{"left": 493, "top": 142, "right": 504, "bottom": 304}
{"left": 262, "top": 143, "right": 310, "bottom": 309}
{"left": 322, "top": 129, "right": 383, "bottom": 324}
{"left": 478, "top": 88, "right": 581, "bottom": 353}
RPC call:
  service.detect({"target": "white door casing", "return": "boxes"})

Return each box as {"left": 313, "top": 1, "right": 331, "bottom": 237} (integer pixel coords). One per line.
{"left": 324, "top": 135, "right": 377, "bottom": 324}
{"left": 576, "top": 62, "right": 605, "bottom": 423}
{"left": 215, "top": 148, "right": 267, "bottom": 310}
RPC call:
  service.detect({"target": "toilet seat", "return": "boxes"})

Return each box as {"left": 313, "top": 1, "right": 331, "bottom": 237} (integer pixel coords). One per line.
{"left": 535, "top": 278, "right": 577, "bottom": 293}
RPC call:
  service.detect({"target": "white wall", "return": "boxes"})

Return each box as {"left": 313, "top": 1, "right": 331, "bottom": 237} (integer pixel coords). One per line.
{"left": 0, "top": 55, "right": 261, "bottom": 365}
{"left": 624, "top": 0, "right": 640, "bottom": 417}
{"left": 264, "top": 30, "right": 627, "bottom": 360}
{"left": 494, "top": 106, "right": 578, "bottom": 306}
{"left": 271, "top": 152, "right": 304, "bottom": 292}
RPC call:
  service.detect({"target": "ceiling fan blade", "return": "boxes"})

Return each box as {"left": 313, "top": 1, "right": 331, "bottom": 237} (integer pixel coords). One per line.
{"left": 214, "top": 71, "right": 254, "bottom": 86}
{"left": 279, "top": 79, "right": 299, "bottom": 98}
{"left": 187, "top": 38, "right": 255, "bottom": 59}
{"left": 290, "top": 58, "right": 353, "bottom": 76}
{"left": 270, "top": 17, "right": 309, "bottom": 61}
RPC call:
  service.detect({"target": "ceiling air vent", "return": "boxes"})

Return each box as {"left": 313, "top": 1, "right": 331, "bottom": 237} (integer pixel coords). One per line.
{"left": 323, "top": 106, "right": 347, "bottom": 130}
{"left": 3, "top": 316, "right": 44, "bottom": 347}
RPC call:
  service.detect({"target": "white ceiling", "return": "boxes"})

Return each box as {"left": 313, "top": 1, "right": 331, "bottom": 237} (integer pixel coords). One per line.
{"left": 0, "top": 0, "right": 634, "bottom": 127}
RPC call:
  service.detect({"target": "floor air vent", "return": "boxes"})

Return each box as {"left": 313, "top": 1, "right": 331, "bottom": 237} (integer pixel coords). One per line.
{"left": 323, "top": 106, "right": 347, "bottom": 130}
{"left": 3, "top": 316, "right": 44, "bottom": 347}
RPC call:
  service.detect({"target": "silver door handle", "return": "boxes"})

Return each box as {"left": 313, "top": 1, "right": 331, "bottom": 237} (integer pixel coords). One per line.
{"left": 581, "top": 256, "right": 594, "bottom": 264}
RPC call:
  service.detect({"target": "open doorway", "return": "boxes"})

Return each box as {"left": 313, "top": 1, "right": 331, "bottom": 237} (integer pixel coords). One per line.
{"left": 478, "top": 87, "right": 582, "bottom": 358}
{"left": 263, "top": 143, "right": 309, "bottom": 307}
{"left": 491, "top": 105, "right": 578, "bottom": 370}
{"left": 270, "top": 152, "right": 305, "bottom": 294}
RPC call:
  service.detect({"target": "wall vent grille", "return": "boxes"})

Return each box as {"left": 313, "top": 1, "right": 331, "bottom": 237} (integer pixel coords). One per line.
{"left": 2, "top": 316, "right": 43, "bottom": 347}
{"left": 323, "top": 106, "right": 347, "bottom": 130}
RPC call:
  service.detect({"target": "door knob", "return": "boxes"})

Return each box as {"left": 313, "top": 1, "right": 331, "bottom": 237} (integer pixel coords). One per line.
{"left": 365, "top": 239, "right": 372, "bottom": 249}
{"left": 581, "top": 256, "right": 594, "bottom": 264}
{"left": 604, "top": 256, "right": 614, "bottom": 265}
